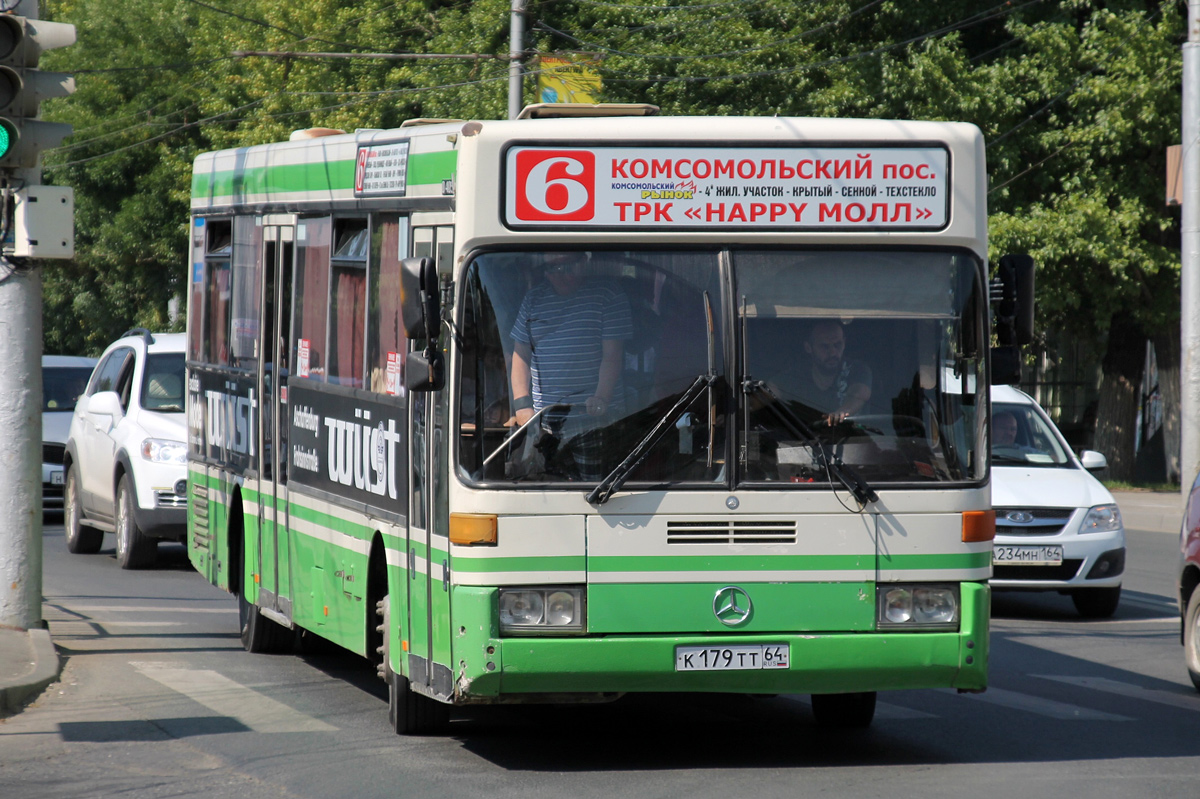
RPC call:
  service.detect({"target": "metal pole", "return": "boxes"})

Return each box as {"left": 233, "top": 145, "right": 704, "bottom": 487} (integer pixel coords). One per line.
{"left": 0, "top": 2, "right": 43, "bottom": 633}
{"left": 508, "top": 0, "right": 526, "bottom": 120}
{"left": 1182, "top": 0, "right": 1200, "bottom": 502}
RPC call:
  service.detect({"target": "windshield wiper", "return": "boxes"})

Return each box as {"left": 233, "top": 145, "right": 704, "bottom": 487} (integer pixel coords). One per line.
{"left": 482, "top": 402, "right": 571, "bottom": 469}
{"left": 587, "top": 373, "right": 715, "bottom": 505}
{"left": 743, "top": 379, "right": 879, "bottom": 506}
{"left": 588, "top": 291, "right": 720, "bottom": 505}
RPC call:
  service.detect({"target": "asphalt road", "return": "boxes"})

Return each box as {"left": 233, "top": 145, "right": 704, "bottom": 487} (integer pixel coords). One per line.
{"left": 1, "top": 513, "right": 1196, "bottom": 799}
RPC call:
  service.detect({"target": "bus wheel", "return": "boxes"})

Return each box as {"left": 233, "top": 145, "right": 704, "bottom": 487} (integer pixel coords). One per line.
{"left": 234, "top": 512, "right": 290, "bottom": 654}
{"left": 377, "top": 595, "right": 449, "bottom": 735}
{"left": 811, "top": 691, "right": 877, "bottom": 729}
{"left": 238, "top": 589, "right": 290, "bottom": 654}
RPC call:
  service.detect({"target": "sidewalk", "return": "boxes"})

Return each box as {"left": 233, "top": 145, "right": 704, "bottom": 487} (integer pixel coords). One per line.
{"left": 0, "top": 625, "right": 61, "bottom": 716}
{"left": 1110, "top": 489, "right": 1183, "bottom": 535}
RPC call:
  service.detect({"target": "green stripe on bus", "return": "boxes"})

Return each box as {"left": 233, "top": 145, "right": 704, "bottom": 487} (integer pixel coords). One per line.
{"left": 192, "top": 150, "right": 457, "bottom": 199}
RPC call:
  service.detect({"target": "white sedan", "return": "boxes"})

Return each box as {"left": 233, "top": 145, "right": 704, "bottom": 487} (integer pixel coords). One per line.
{"left": 990, "top": 384, "right": 1125, "bottom": 617}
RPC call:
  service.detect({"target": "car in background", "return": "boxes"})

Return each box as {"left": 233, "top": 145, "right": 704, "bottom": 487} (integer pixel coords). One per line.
{"left": 990, "top": 384, "right": 1125, "bottom": 618}
{"left": 42, "top": 354, "right": 98, "bottom": 513}
{"left": 1178, "top": 475, "right": 1200, "bottom": 691}
{"left": 63, "top": 329, "right": 187, "bottom": 569}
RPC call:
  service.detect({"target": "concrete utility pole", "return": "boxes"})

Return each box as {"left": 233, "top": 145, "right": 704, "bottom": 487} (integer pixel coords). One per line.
{"left": 0, "top": 0, "right": 44, "bottom": 632}
{"left": 508, "top": 0, "right": 526, "bottom": 120}
{"left": 1184, "top": 0, "right": 1200, "bottom": 502}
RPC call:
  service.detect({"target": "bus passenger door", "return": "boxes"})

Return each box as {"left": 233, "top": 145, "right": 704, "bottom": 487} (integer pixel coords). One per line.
{"left": 258, "top": 223, "right": 295, "bottom": 621}
{"left": 405, "top": 224, "right": 453, "bottom": 699}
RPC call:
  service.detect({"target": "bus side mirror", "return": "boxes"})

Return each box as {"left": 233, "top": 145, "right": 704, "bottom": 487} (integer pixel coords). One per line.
{"left": 406, "top": 349, "right": 445, "bottom": 392}
{"left": 400, "top": 257, "right": 440, "bottom": 340}
{"left": 401, "top": 257, "right": 445, "bottom": 392}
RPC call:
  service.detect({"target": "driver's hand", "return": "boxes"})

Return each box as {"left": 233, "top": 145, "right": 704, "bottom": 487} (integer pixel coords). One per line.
{"left": 585, "top": 396, "right": 609, "bottom": 416}
{"left": 506, "top": 408, "right": 535, "bottom": 427}
{"left": 826, "top": 410, "right": 850, "bottom": 425}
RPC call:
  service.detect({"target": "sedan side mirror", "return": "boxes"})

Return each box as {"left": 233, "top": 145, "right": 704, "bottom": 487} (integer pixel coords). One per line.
{"left": 1079, "top": 450, "right": 1107, "bottom": 472}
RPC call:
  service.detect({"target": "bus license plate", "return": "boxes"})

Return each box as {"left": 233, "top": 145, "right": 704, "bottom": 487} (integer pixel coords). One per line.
{"left": 993, "top": 545, "right": 1063, "bottom": 565}
{"left": 675, "top": 644, "right": 790, "bottom": 671}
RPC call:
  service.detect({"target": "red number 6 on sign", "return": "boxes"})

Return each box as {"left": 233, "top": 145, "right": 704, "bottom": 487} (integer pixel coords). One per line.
{"left": 513, "top": 149, "right": 595, "bottom": 222}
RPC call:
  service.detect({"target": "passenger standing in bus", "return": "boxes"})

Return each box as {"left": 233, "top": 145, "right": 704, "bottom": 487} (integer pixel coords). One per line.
{"left": 507, "top": 252, "right": 633, "bottom": 479}
{"left": 773, "top": 319, "right": 872, "bottom": 425}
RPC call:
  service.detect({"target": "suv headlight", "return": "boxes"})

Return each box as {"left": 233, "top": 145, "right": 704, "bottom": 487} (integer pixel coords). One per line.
{"left": 1080, "top": 504, "right": 1122, "bottom": 534}
{"left": 877, "top": 584, "right": 959, "bottom": 629}
{"left": 142, "top": 438, "right": 187, "bottom": 464}
{"left": 499, "top": 587, "right": 584, "bottom": 634}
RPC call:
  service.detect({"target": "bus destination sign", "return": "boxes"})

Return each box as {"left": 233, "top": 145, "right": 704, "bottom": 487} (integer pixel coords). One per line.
{"left": 504, "top": 145, "right": 949, "bottom": 230}
{"left": 354, "top": 140, "right": 410, "bottom": 197}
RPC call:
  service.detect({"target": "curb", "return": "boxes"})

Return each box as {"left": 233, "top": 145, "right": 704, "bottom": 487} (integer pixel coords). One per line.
{"left": 0, "top": 628, "right": 61, "bottom": 715}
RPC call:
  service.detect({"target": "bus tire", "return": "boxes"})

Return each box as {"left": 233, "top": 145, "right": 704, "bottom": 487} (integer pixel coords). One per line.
{"left": 811, "top": 691, "right": 877, "bottom": 729}
{"left": 234, "top": 508, "right": 290, "bottom": 654}
{"left": 378, "top": 595, "right": 448, "bottom": 735}
{"left": 1071, "top": 585, "right": 1120, "bottom": 619}
{"left": 64, "top": 466, "right": 103, "bottom": 554}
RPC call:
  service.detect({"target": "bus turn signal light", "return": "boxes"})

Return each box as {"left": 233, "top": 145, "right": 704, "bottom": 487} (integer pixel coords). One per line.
{"left": 962, "top": 510, "right": 996, "bottom": 542}
{"left": 450, "top": 513, "right": 498, "bottom": 545}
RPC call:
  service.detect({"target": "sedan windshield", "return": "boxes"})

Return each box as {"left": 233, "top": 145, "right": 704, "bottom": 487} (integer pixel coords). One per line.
{"left": 457, "top": 248, "right": 985, "bottom": 490}
{"left": 991, "top": 401, "right": 1073, "bottom": 467}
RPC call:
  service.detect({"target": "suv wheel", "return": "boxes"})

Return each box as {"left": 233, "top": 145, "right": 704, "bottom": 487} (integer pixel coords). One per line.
{"left": 64, "top": 466, "right": 103, "bottom": 554}
{"left": 116, "top": 474, "right": 157, "bottom": 569}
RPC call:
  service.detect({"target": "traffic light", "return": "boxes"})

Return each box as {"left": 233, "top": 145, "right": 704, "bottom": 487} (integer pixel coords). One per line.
{"left": 0, "top": 14, "right": 74, "bottom": 170}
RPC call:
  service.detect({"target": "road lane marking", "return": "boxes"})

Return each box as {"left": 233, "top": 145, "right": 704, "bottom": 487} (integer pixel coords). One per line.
{"left": 131, "top": 662, "right": 337, "bottom": 733}
{"left": 946, "top": 687, "right": 1132, "bottom": 720}
{"left": 1035, "top": 675, "right": 1200, "bottom": 713}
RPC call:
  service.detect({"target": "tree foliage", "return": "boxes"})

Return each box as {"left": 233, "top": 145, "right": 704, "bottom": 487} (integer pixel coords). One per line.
{"left": 38, "top": 0, "right": 1185, "bottom": 473}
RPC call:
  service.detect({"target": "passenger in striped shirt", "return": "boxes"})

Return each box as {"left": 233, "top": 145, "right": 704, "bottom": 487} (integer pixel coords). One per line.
{"left": 508, "top": 252, "right": 633, "bottom": 479}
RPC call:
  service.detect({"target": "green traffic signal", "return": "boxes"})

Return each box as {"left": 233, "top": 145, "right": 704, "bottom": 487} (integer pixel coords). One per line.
{"left": 0, "top": 122, "right": 9, "bottom": 158}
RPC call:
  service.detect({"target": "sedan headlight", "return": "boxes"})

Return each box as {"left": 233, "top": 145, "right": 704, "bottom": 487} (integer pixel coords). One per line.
{"left": 499, "top": 587, "right": 584, "bottom": 634}
{"left": 877, "top": 584, "right": 959, "bottom": 629}
{"left": 1080, "top": 504, "right": 1122, "bottom": 534}
{"left": 141, "top": 438, "right": 187, "bottom": 464}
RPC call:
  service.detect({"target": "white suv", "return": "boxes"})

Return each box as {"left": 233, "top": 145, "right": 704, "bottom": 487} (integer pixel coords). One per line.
{"left": 63, "top": 330, "right": 188, "bottom": 569}
{"left": 990, "top": 384, "right": 1125, "bottom": 617}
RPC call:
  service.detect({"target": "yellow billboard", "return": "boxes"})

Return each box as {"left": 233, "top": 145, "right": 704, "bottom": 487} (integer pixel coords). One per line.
{"left": 537, "top": 55, "right": 602, "bottom": 104}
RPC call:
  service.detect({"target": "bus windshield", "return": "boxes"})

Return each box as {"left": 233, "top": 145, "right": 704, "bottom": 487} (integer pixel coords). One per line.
{"left": 457, "top": 248, "right": 986, "bottom": 489}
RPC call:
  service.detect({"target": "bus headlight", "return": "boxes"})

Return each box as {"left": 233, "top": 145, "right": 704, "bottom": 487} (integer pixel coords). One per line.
{"left": 877, "top": 584, "right": 959, "bottom": 629}
{"left": 499, "top": 587, "right": 584, "bottom": 634}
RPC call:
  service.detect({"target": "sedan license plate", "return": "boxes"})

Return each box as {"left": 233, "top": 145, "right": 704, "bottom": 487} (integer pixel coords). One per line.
{"left": 675, "top": 644, "right": 789, "bottom": 671}
{"left": 993, "top": 545, "right": 1063, "bottom": 565}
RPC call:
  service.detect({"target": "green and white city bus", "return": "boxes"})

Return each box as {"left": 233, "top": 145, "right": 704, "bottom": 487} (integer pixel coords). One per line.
{"left": 186, "top": 105, "right": 1013, "bottom": 733}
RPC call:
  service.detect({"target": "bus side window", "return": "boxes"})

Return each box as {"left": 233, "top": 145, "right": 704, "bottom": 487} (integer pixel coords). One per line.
{"left": 294, "top": 217, "right": 331, "bottom": 380}
{"left": 367, "top": 214, "right": 410, "bottom": 395}
{"left": 328, "top": 218, "right": 369, "bottom": 388}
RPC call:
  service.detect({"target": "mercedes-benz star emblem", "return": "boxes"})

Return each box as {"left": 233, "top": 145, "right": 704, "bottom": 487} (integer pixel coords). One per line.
{"left": 713, "top": 586, "right": 752, "bottom": 626}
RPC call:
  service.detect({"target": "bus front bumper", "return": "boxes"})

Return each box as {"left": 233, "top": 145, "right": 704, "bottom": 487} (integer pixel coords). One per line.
{"left": 451, "top": 582, "right": 989, "bottom": 700}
